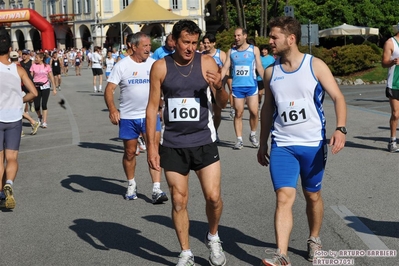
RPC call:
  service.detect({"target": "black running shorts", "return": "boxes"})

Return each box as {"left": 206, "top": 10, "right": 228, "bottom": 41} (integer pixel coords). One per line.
{"left": 160, "top": 142, "right": 220, "bottom": 175}
{"left": 386, "top": 87, "right": 399, "bottom": 100}
{"left": 92, "top": 68, "right": 103, "bottom": 76}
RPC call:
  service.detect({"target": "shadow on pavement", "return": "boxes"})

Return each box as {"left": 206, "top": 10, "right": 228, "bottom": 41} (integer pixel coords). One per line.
{"left": 143, "top": 215, "right": 308, "bottom": 265}
{"left": 345, "top": 140, "right": 386, "bottom": 151}
{"left": 61, "top": 174, "right": 125, "bottom": 195}
{"left": 345, "top": 216, "right": 399, "bottom": 239}
{"left": 352, "top": 98, "right": 389, "bottom": 103}
{"left": 78, "top": 142, "right": 124, "bottom": 153}
{"left": 69, "top": 219, "right": 176, "bottom": 265}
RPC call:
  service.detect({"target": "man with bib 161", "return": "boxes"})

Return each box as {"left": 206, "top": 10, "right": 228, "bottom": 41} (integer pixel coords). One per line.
{"left": 257, "top": 16, "right": 347, "bottom": 266}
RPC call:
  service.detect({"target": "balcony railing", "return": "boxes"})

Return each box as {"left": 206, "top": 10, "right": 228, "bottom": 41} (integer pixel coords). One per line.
{"left": 49, "top": 14, "right": 75, "bottom": 24}
{"left": 0, "top": 22, "right": 11, "bottom": 28}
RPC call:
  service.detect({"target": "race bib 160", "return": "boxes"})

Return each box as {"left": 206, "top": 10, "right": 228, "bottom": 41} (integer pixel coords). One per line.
{"left": 168, "top": 98, "right": 200, "bottom": 122}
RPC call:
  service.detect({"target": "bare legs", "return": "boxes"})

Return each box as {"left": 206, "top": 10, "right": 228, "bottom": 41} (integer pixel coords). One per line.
{"left": 274, "top": 187, "right": 324, "bottom": 256}
{"left": 166, "top": 161, "right": 223, "bottom": 251}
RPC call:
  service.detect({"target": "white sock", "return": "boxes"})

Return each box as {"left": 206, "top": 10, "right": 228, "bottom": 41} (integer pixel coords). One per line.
{"left": 181, "top": 249, "right": 193, "bottom": 256}
{"left": 93, "top": 86, "right": 97, "bottom": 91}
{"left": 153, "top": 182, "right": 161, "bottom": 192}
{"left": 390, "top": 137, "right": 396, "bottom": 142}
{"left": 6, "top": 180, "right": 13, "bottom": 186}
{"left": 237, "top": 136, "right": 243, "bottom": 142}
{"left": 128, "top": 179, "right": 136, "bottom": 186}
{"left": 99, "top": 85, "right": 102, "bottom": 91}
{"left": 250, "top": 131, "right": 256, "bottom": 136}
{"left": 207, "top": 231, "right": 219, "bottom": 241}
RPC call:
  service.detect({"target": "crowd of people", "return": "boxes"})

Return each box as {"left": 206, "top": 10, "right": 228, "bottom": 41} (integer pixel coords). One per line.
{"left": 0, "top": 17, "right": 351, "bottom": 266}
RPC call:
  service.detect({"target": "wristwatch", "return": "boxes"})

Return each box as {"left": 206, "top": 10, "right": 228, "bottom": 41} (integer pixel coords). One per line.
{"left": 336, "top": 126, "right": 347, "bottom": 135}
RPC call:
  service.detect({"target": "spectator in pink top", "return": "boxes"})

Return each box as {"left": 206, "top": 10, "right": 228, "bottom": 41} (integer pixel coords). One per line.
{"left": 30, "top": 52, "right": 56, "bottom": 128}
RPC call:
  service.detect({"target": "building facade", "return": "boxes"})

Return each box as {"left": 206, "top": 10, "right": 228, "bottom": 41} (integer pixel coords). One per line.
{"left": 0, "top": 0, "right": 215, "bottom": 51}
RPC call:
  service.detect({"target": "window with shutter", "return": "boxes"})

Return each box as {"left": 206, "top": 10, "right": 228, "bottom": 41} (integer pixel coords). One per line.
{"left": 187, "top": 0, "right": 198, "bottom": 10}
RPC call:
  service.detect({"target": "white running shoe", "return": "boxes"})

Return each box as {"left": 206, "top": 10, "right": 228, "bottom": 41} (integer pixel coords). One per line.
{"left": 125, "top": 183, "right": 138, "bottom": 200}
{"left": 229, "top": 109, "right": 235, "bottom": 119}
{"left": 249, "top": 134, "right": 259, "bottom": 148}
{"left": 233, "top": 140, "right": 243, "bottom": 150}
{"left": 138, "top": 136, "right": 146, "bottom": 151}
{"left": 176, "top": 252, "right": 195, "bottom": 266}
{"left": 204, "top": 233, "right": 226, "bottom": 266}
{"left": 152, "top": 189, "right": 168, "bottom": 204}
{"left": 388, "top": 141, "right": 399, "bottom": 152}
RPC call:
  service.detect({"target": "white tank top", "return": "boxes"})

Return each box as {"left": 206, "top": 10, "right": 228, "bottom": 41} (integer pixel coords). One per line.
{"left": 269, "top": 54, "right": 326, "bottom": 146}
{"left": 387, "top": 37, "right": 399, "bottom": 89}
{"left": 0, "top": 62, "right": 23, "bottom": 122}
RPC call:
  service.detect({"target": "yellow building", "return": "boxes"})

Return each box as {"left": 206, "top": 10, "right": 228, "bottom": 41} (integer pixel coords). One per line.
{"left": 1, "top": 0, "right": 215, "bottom": 51}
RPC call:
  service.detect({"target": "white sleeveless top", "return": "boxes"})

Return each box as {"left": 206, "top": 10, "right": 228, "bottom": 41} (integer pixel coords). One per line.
{"left": 0, "top": 62, "right": 23, "bottom": 122}
{"left": 387, "top": 37, "right": 399, "bottom": 89}
{"left": 269, "top": 54, "right": 326, "bottom": 147}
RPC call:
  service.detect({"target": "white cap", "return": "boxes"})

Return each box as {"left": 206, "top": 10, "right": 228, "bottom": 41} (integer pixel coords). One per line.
{"left": 10, "top": 51, "right": 18, "bottom": 59}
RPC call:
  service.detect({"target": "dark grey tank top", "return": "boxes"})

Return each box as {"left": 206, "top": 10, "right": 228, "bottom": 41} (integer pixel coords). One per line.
{"left": 161, "top": 52, "right": 216, "bottom": 148}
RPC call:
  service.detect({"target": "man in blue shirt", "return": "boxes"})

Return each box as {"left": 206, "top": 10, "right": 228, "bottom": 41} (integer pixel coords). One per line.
{"left": 152, "top": 34, "right": 175, "bottom": 60}
{"left": 257, "top": 44, "right": 275, "bottom": 106}
{"left": 221, "top": 27, "right": 264, "bottom": 150}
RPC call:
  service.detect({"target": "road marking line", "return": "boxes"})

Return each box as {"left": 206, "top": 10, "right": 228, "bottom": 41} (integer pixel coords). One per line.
{"left": 330, "top": 205, "right": 389, "bottom": 250}
{"left": 19, "top": 144, "right": 76, "bottom": 154}
{"left": 59, "top": 92, "right": 80, "bottom": 145}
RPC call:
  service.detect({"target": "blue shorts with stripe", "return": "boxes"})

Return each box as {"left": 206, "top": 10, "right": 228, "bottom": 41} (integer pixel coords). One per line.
{"left": 232, "top": 83, "right": 258, "bottom": 98}
{"left": 119, "top": 116, "right": 161, "bottom": 140}
{"left": 269, "top": 141, "right": 327, "bottom": 192}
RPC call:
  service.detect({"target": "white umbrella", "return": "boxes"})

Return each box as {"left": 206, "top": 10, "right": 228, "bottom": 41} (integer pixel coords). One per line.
{"left": 319, "top": 23, "right": 379, "bottom": 44}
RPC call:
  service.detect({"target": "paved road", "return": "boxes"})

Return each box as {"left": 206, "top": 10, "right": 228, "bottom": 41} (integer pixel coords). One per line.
{"left": 338, "top": 84, "right": 391, "bottom": 114}
{"left": 0, "top": 68, "right": 397, "bottom": 266}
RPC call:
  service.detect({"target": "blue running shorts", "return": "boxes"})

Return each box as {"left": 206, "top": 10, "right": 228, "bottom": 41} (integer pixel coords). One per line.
{"left": 269, "top": 141, "right": 327, "bottom": 192}
{"left": 232, "top": 83, "right": 258, "bottom": 99}
{"left": 119, "top": 116, "right": 161, "bottom": 140}
{"left": 0, "top": 120, "right": 22, "bottom": 151}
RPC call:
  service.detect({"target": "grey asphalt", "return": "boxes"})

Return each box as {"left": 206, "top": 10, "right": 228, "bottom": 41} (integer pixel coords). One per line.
{"left": 0, "top": 67, "right": 397, "bottom": 266}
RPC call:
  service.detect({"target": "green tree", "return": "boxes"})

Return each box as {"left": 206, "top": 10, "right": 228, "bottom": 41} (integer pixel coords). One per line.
{"left": 221, "top": 0, "right": 399, "bottom": 42}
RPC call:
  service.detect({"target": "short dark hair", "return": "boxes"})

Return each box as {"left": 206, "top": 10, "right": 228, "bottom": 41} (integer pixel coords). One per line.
{"left": 0, "top": 28, "right": 11, "bottom": 55}
{"left": 247, "top": 38, "right": 256, "bottom": 46}
{"left": 269, "top": 16, "right": 301, "bottom": 45}
{"left": 259, "top": 44, "right": 270, "bottom": 52}
{"left": 172, "top": 20, "right": 202, "bottom": 42}
{"left": 203, "top": 33, "right": 216, "bottom": 43}
{"left": 235, "top": 27, "right": 248, "bottom": 36}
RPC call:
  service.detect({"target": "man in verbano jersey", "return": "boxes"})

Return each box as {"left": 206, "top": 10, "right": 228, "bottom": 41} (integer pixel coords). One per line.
{"left": 382, "top": 24, "right": 399, "bottom": 152}
{"left": 221, "top": 27, "right": 264, "bottom": 150}
{"left": 202, "top": 33, "right": 227, "bottom": 142}
{"left": 104, "top": 32, "right": 168, "bottom": 205}
{"left": 257, "top": 16, "right": 347, "bottom": 266}
{"left": 146, "top": 20, "right": 229, "bottom": 266}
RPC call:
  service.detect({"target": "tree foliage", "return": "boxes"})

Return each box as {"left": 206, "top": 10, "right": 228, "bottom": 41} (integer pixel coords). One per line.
{"left": 222, "top": 0, "right": 399, "bottom": 39}
{"left": 215, "top": 0, "right": 384, "bottom": 75}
